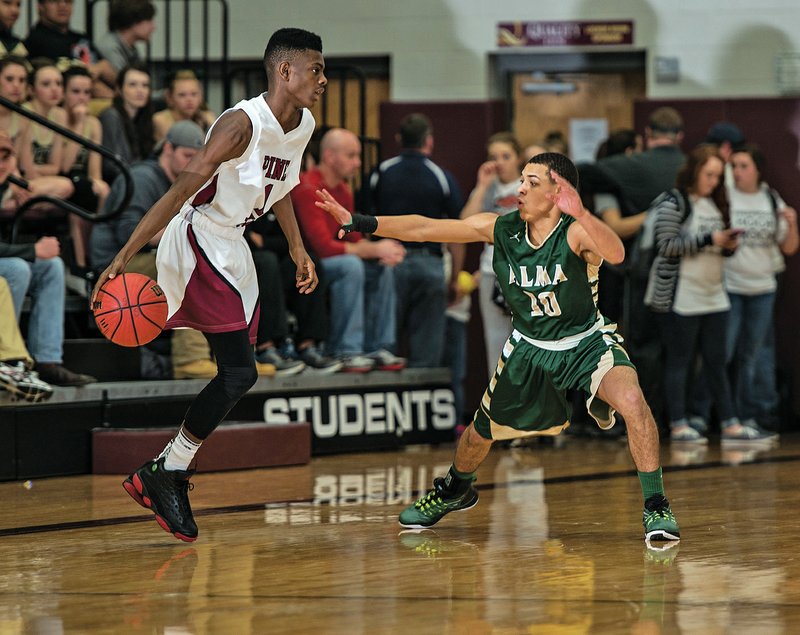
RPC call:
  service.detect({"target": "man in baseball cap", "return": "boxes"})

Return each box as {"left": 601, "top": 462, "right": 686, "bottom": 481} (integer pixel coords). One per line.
{"left": 159, "top": 120, "right": 206, "bottom": 153}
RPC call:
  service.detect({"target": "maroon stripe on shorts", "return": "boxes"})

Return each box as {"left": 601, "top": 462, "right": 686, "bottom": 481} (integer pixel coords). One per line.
{"left": 166, "top": 225, "right": 250, "bottom": 334}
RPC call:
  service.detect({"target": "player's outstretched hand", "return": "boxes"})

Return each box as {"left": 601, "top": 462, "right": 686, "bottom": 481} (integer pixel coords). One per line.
{"left": 315, "top": 188, "right": 352, "bottom": 238}
{"left": 91, "top": 255, "right": 127, "bottom": 309}
{"left": 546, "top": 170, "right": 585, "bottom": 219}
{"left": 291, "top": 247, "right": 319, "bottom": 294}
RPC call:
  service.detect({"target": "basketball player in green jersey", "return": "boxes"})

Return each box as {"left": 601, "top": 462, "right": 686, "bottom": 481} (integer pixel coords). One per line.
{"left": 315, "top": 152, "right": 679, "bottom": 543}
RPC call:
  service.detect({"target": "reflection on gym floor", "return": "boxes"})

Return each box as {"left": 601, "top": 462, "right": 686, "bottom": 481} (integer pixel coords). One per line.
{"left": 0, "top": 434, "right": 798, "bottom": 633}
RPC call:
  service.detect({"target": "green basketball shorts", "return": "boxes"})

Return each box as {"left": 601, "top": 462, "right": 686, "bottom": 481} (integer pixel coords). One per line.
{"left": 473, "top": 322, "right": 635, "bottom": 440}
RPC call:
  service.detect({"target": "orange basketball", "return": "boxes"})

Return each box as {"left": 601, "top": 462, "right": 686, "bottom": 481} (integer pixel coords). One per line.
{"left": 93, "top": 273, "right": 168, "bottom": 347}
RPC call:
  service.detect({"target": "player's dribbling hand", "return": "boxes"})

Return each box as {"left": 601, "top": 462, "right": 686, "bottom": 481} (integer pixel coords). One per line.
{"left": 546, "top": 170, "right": 586, "bottom": 219}
{"left": 91, "top": 256, "right": 127, "bottom": 308}
{"left": 315, "top": 188, "right": 352, "bottom": 238}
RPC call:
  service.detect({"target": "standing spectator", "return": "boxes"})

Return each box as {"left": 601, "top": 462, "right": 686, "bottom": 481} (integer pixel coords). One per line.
{"left": 24, "top": 0, "right": 115, "bottom": 97}
{"left": 644, "top": 144, "right": 766, "bottom": 442}
{"left": 542, "top": 130, "right": 569, "bottom": 155}
{"left": 293, "top": 127, "right": 405, "bottom": 371}
{"left": 523, "top": 141, "right": 546, "bottom": 162}
{"left": 575, "top": 163, "right": 636, "bottom": 325}
{"left": 460, "top": 131, "right": 522, "bottom": 375}
{"left": 0, "top": 0, "right": 27, "bottom": 57}
{"left": 598, "top": 107, "right": 687, "bottom": 424}
{"left": 595, "top": 128, "right": 643, "bottom": 160}
{"left": 98, "top": 62, "right": 155, "bottom": 184}
{"left": 89, "top": 121, "right": 260, "bottom": 380}
{"left": 152, "top": 70, "right": 216, "bottom": 141}
{"left": 599, "top": 107, "right": 686, "bottom": 213}
{"left": 442, "top": 264, "right": 477, "bottom": 432}
{"left": 369, "top": 113, "right": 463, "bottom": 368}
{"left": 724, "top": 144, "right": 797, "bottom": 432}
{"left": 248, "top": 211, "right": 342, "bottom": 374}
{"left": 95, "top": 0, "right": 155, "bottom": 78}
{"left": 706, "top": 122, "right": 745, "bottom": 169}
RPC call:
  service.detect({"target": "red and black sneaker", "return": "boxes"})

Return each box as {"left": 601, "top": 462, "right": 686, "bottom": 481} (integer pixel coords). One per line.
{"left": 123, "top": 457, "right": 198, "bottom": 542}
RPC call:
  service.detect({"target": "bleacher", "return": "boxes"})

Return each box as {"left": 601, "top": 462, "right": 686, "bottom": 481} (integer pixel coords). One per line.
{"left": 0, "top": 1, "right": 455, "bottom": 481}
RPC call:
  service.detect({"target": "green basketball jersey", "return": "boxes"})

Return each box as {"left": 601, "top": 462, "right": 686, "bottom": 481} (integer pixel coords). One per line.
{"left": 493, "top": 211, "right": 601, "bottom": 341}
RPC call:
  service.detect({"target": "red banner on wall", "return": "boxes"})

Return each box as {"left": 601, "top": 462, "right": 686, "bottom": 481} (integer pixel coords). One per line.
{"left": 497, "top": 21, "right": 634, "bottom": 47}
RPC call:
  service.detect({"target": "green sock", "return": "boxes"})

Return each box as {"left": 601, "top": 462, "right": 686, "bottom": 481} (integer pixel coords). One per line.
{"left": 638, "top": 467, "right": 665, "bottom": 502}
{"left": 445, "top": 465, "right": 475, "bottom": 495}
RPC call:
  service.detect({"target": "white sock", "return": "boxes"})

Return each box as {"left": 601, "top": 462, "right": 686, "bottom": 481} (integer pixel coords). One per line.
{"left": 159, "top": 428, "right": 201, "bottom": 471}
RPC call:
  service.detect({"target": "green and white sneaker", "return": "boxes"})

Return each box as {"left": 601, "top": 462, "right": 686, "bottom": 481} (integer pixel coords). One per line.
{"left": 398, "top": 477, "right": 479, "bottom": 528}
{"left": 643, "top": 494, "right": 680, "bottom": 542}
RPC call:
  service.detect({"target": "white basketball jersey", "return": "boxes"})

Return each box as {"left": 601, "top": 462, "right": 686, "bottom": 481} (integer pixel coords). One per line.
{"left": 181, "top": 95, "right": 315, "bottom": 227}
{"left": 157, "top": 95, "right": 314, "bottom": 334}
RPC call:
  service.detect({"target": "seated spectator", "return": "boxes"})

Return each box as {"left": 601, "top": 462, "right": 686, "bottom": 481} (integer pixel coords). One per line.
{"left": 0, "top": 276, "right": 54, "bottom": 402}
{"left": 370, "top": 113, "right": 463, "bottom": 368}
{"left": 0, "top": 131, "right": 94, "bottom": 386}
{"left": 248, "top": 210, "right": 342, "bottom": 374}
{"left": 59, "top": 63, "right": 109, "bottom": 268}
{"left": 95, "top": 0, "right": 155, "bottom": 79}
{"left": 89, "top": 121, "right": 266, "bottom": 379}
{"left": 22, "top": 59, "right": 67, "bottom": 179}
{"left": 301, "top": 124, "right": 331, "bottom": 173}
{"left": 0, "top": 59, "right": 74, "bottom": 217}
{"left": 14, "top": 59, "right": 76, "bottom": 236}
{"left": 24, "top": 0, "right": 115, "bottom": 97}
{"left": 0, "top": 0, "right": 28, "bottom": 57}
{"left": 98, "top": 62, "right": 155, "bottom": 184}
{"left": 0, "top": 56, "right": 30, "bottom": 149}
{"left": 152, "top": 70, "right": 216, "bottom": 141}
{"left": 292, "top": 127, "right": 406, "bottom": 372}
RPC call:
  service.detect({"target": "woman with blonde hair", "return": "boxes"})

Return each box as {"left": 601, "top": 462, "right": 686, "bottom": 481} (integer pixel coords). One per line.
{"left": 0, "top": 57, "right": 73, "bottom": 214}
{"left": 152, "top": 70, "right": 215, "bottom": 141}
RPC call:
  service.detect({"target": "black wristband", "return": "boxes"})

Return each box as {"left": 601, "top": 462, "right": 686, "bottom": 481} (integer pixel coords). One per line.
{"left": 341, "top": 212, "right": 378, "bottom": 235}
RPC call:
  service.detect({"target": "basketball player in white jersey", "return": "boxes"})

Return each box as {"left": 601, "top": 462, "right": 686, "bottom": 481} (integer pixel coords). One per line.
{"left": 90, "top": 28, "right": 326, "bottom": 542}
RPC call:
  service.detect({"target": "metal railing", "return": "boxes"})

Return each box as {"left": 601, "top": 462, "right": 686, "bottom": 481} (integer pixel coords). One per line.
{"left": 0, "top": 95, "right": 133, "bottom": 244}
{"left": 229, "top": 63, "right": 381, "bottom": 180}
{"left": 86, "top": 0, "right": 231, "bottom": 108}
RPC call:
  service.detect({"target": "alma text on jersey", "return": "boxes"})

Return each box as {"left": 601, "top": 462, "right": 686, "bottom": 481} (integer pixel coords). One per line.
{"left": 507, "top": 263, "right": 568, "bottom": 288}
